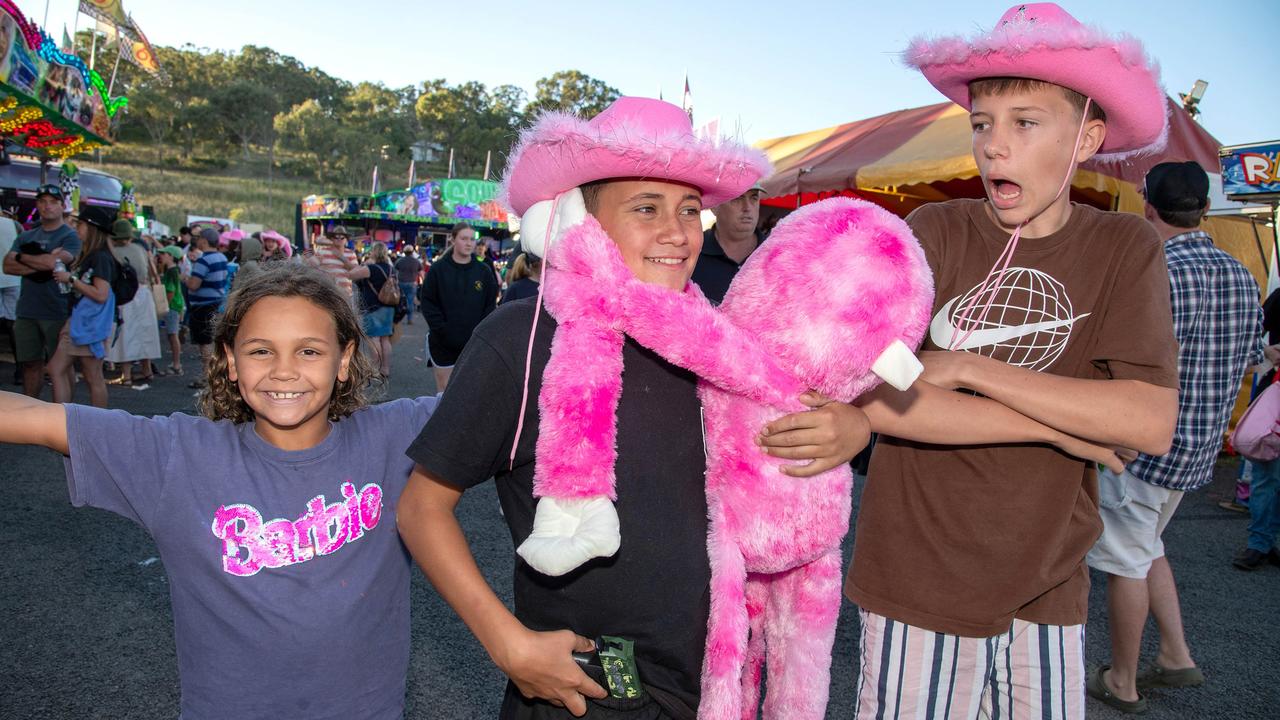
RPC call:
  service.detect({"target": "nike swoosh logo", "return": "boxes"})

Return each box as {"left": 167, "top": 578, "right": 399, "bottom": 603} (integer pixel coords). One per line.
{"left": 930, "top": 297, "right": 1091, "bottom": 351}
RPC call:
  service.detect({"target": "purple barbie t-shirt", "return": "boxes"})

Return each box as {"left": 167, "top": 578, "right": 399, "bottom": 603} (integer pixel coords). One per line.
{"left": 63, "top": 396, "right": 437, "bottom": 720}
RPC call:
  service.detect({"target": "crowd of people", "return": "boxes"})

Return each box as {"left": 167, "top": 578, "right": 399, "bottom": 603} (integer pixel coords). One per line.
{"left": 1, "top": 3, "right": 1278, "bottom": 719}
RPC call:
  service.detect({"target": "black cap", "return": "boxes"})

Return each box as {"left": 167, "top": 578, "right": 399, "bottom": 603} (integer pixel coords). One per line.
{"left": 79, "top": 205, "right": 116, "bottom": 232}
{"left": 35, "top": 183, "right": 63, "bottom": 200}
{"left": 1144, "top": 161, "right": 1209, "bottom": 213}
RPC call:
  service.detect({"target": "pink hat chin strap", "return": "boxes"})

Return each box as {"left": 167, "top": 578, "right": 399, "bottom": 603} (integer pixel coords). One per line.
{"left": 509, "top": 193, "right": 566, "bottom": 470}
{"left": 949, "top": 97, "right": 1093, "bottom": 352}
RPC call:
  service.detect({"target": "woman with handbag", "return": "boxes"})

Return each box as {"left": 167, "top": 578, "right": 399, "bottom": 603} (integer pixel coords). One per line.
{"left": 349, "top": 241, "right": 397, "bottom": 379}
{"left": 106, "top": 218, "right": 163, "bottom": 385}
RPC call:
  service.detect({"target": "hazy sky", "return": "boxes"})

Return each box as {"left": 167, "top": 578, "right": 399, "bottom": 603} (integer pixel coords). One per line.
{"left": 36, "top": 0, "right": 1280, "bottom": 147}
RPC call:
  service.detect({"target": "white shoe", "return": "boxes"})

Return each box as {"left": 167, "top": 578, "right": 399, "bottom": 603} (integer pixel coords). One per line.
{"left": 516, "top": 497, "right": 621, "bottom": 576}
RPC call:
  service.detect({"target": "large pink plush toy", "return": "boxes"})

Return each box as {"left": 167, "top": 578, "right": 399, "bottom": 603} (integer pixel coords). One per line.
{"left": 519, "top": 194, "right": 934, "bottom": 718}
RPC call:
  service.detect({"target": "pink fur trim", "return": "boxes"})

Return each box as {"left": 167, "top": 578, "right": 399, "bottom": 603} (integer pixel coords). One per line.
{"left": 500, "top": 99, "right": 772, "bottom": 215}
{"left": 905, "top": 22, "right": 1154, "bottom": 71}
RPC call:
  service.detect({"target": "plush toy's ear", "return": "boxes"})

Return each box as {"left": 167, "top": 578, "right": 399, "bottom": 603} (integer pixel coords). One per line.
{"left": 519, "top": 187, "right": 588, "bottom": 260}
{"left": 871, "top": 339, "right": 924, "bottom": 391}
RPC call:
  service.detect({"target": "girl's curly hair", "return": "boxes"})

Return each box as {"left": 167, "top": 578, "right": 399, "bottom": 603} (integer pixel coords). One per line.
{"left": 198, "top": 263, "right": 377, "bottom": 423}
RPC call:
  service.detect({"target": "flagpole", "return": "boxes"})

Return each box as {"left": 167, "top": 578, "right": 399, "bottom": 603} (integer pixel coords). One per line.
{"left": 42, "top": 0, "right": 49, "bottom": 28}
{"left": 71, "top": 8, "right": 80, "bottom": 52}
{"left": 408, "top": 159, "right": 415, "bottom": 188}
{"left": 483, "top": 150, "right": 491, "bottom": 182}
{"left": 447, "top": 148, "right": 455, "bottom": 179}
{"left": 89, "top": 29, "right": 97, "bottom": 71}
{"left": 107, "top": 43, "right": 123, "bottom": 95}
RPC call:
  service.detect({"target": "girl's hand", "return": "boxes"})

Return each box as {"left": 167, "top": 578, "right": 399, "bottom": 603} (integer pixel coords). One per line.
{"left": 53, "top": 270, "right": 72, "bottom": 283}
{"left": 496, "top": 628, "right": 607, "bottom": 716}
{"left": 758, "top": 391, "right": 871, "bottom": 477}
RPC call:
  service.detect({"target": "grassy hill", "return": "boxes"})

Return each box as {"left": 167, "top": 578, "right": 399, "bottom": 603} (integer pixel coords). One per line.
{"left": 77, "top": 143, "right": 356, "bottom": 237}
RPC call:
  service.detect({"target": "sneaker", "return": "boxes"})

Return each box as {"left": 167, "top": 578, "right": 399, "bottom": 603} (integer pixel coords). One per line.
{"left": 1218, "top": 499, "right": 1249, "bottom": 513}
{"left": 1233, "top": 548, "right": 1268, "bottom": 571}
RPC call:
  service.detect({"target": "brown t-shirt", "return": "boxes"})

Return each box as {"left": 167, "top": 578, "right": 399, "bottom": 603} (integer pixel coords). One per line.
{"left": 845, "top": 199, "right": 1178, "bottom": 637}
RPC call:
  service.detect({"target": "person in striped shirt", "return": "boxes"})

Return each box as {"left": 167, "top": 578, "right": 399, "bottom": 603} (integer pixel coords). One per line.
{"left": 184, "top": 228, "right": 229, "bottom": 387}
{"left": 305, "top": 225, "right": 358, "bottom": 299}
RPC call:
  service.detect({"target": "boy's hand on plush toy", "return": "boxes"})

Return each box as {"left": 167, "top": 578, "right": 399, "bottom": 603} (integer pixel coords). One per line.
{"left": 758, "top": 392, "right": 872, "bottom": 477}
{"left": 499, "top": 628, "right": 607, "bottom": 715}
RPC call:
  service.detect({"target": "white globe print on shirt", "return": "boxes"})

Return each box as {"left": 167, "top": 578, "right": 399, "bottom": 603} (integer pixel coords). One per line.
{"left": 929, "top": 267, "right": 1090, "bottom": 372}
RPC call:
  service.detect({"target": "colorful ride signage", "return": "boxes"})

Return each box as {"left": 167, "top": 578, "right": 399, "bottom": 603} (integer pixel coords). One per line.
{"left": 0, "top": 0, "right": 125, "bottom": 158}
{"left": 302, "top": 178, "right": 510, "bottom": 229}
{"left": 1220, "top": 141, "right": 1280, "bottom": 202}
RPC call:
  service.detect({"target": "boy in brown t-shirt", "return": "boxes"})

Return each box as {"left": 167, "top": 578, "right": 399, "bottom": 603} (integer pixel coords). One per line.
{"left": 843, "top": 4, "right": 1179, "bottom": 718}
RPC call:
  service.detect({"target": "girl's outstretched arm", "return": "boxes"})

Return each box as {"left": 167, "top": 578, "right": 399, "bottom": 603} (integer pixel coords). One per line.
{"left": 0, "top": 391, "right": 69, "bottom": 455}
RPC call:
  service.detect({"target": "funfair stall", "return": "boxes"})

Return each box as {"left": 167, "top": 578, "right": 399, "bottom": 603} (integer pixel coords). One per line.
{"left": 298, "top": 177, "right": 510, "bottom": 255}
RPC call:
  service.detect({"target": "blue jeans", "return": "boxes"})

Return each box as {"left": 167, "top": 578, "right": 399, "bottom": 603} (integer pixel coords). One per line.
{"left": 399, "top": 282, "right": 416, "bottom": 320}
{"left": 1247, "top": 459, "right": 1280, "bottom": 552}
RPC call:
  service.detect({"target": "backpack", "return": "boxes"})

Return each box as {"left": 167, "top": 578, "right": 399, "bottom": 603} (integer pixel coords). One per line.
{"left": 375, "top": 263, "right": 400, "bottom": 306}
{"left": 111, "top": 256, "right": 140, "bottom": 305}
{"left": 1229, "top": 381, "right": 1280, "bottom": 463}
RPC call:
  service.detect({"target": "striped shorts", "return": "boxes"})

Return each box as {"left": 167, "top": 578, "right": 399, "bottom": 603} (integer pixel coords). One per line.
{"left": 853, "top": 610, "right": 1085, "bottom": 720}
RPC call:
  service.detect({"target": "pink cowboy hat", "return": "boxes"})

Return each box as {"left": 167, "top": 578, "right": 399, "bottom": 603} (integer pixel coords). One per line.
{"left": 219, "top": 228, "right": 246, "bottom": 247}
{"left": 904, "top": 3, "right": 1167, "bottom": 158}
{"left": 261, "top": 229, "right": 293, "bottom": 257}
{"left": 501, "top": 96, "right": 770, "bottom": 217}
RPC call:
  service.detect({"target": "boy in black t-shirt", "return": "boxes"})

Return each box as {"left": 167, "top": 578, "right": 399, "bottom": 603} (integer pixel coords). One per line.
{"left": 398, "top": 98, "right": 778, "bottom": 719}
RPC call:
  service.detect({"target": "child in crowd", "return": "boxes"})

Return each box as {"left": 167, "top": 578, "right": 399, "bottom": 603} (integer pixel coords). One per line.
{"left": 157, "top": 245, "right": 186, "bottom": 375}
{"left": 0, "top": 264, "right": 437, "bottom": 719}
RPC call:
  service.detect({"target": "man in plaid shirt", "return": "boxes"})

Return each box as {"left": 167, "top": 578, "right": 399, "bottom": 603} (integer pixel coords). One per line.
{"left": 1086, "top": 161, "right": 1265, "bottom": 712}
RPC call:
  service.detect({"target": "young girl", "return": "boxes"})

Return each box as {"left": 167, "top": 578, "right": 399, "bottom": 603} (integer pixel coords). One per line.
{"left": 48, "top": 206, "right": 117, "bottom": 407}
{"left": 0, "top": 263, "right": 437, "bottom": 719}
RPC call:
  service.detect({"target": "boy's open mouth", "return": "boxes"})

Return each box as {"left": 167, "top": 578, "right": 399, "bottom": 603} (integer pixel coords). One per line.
{"left": 989, "top": 177, "right": 1023, "bottom": 208}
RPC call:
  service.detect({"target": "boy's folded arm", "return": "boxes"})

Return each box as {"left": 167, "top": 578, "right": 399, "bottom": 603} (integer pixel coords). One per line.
{"left": 922, "top": 351, "right": 1176, "bottom": 455}
{"left": 0, "top": 391, "right": 68, "bottom": 455}
{"left": 858, "top": 380, "right": 1124, "bottom": 472}
{"left": 860, "top": 380, "right": 1057, "bottom": 446}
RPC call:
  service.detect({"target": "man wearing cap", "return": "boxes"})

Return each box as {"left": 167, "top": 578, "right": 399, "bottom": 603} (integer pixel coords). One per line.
{"left": 305, "top": 225, "right": 359, "bottom": 299}
{"left": 183, "top": 227, "right": 228, "bottom": 385}
{"left": 2, "top": 184, "right": 80, "bottom": 398}
{"left": 1085, "top": 161, "right": 1264, "bottom": 712}
{"left": 690, "top": 182, "right": 765, "bottom": 305}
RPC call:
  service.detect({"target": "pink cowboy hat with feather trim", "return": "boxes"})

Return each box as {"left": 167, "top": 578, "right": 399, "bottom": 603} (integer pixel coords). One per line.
{"left": 905, "top": 3, "right": 1168, "bottom": 158}
{"left": 501, "top": 96, "right": 770, "bottom": 217}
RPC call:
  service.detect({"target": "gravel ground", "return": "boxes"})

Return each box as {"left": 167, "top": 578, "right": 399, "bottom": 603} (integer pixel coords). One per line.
{"left": 1, "top": 319, "right": 1276, "bottom": 718}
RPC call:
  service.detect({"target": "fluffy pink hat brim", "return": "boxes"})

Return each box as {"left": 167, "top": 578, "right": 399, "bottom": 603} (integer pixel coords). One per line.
{"left": 501, "top": 111, "right": 771, "bottom": 216}
{"left": 905, "top": 20, "right": 1168, "bottom": 159}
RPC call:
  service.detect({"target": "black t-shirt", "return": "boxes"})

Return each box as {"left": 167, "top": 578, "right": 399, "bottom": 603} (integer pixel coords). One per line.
{"left": 71, "top": 250, "right": 117, "bottom": 308}
{"left": 406, "top": 299, "right": 709, "bottom": 718}
{"left": 500, "top": 277, "right": 540, "bottom": 304}
{"left": 689, "top": 227, "right": 759, "bottom": 305}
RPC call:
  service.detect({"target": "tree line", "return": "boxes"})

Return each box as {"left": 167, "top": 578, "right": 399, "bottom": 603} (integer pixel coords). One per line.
{"left": 98, "top": 38, "right": 620, "bottom": 190}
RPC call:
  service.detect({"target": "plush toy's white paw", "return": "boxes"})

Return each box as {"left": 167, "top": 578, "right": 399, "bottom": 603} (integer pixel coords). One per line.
{"left": 516, "top": 497, "right": 621, "bottom": 576}
{"left": 872, "top": 339, "right": 924, "bottom": 391}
